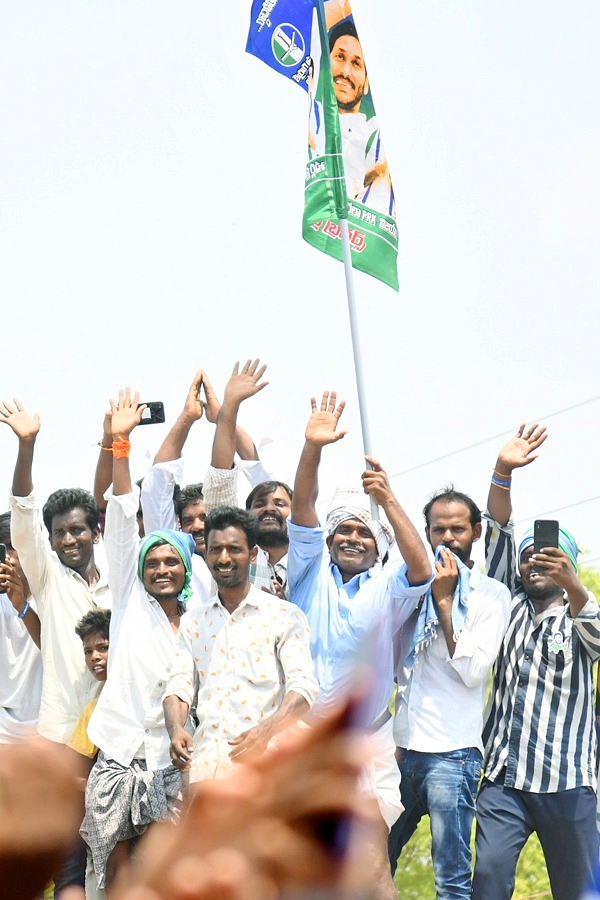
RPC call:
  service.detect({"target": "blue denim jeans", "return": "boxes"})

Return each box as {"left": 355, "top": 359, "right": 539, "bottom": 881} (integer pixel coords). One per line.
{"left": 388, "top": 748, "right": 482, "bottom": 900}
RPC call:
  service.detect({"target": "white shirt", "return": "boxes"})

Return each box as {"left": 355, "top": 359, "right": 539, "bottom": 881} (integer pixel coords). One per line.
{"left": 394, "top": 566, "right": 511, "bottom": 754}
{"left": 0, "top": 595, "right": 43, "bottom": 741}
{"left": 141, "top": 458, "right": 212, "bottom": 602}
{"left": 87, "top": 487, "right": 196, "bottom": 769}
{"left": 9, "top": 490, "right": 111, "bottom": 743}
{"left": 164, "top": 584, "right": 318, "bottom": 782}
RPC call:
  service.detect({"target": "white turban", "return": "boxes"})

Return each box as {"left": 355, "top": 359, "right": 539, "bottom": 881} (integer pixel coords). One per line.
{"left": 325, "top": 488, "right": 395, "bottom": 561}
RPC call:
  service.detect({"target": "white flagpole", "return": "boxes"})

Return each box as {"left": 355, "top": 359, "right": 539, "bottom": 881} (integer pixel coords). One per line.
{"left": 339, "top": 217, "right": 379, "bottom": 522}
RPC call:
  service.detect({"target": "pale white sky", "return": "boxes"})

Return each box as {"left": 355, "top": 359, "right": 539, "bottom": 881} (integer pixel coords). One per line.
{"left": 1, "top": 1, "right": 599, "bottom": 569}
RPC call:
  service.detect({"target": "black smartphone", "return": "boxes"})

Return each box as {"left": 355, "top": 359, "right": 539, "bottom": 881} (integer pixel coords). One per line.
{"left": 533, "top": 520, "right": 559, "bottom": 554}
{"left": 138, "top": 402, "right": 166, "bottom": 426}
{"left": 0, "top": 543, "right": 6, "bottom": 564}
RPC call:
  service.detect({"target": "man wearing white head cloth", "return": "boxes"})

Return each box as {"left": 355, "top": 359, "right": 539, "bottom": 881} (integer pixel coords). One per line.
{"left": 287, "top": 391, "right": 433, "bottom": 900}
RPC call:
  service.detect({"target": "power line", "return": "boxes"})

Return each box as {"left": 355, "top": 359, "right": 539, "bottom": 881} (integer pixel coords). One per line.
{"left": 514, "top": 494, "right": 600, "bottom": 524}
{"left": 389, "top": 395, "right": 600, "bottom": 480}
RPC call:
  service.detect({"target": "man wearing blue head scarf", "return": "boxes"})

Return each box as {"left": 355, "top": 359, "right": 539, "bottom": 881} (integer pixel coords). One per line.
{"left": 81, "top": 390, "right": 200, "bottom": 893}
{"left": 472, "top": 425, "right": 600, "bottom": 900}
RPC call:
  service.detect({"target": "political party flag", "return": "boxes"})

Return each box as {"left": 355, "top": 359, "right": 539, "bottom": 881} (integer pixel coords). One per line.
{"left": 246, "top": 0, "right": 399, "bottom": 290}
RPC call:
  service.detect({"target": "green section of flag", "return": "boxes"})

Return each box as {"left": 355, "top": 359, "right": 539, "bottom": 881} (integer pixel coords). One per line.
{"left": 302, "top": 0, "right": 399, "bottom": 291}
{"left": 302, "top": 159, "right": 399, "bottom": 290}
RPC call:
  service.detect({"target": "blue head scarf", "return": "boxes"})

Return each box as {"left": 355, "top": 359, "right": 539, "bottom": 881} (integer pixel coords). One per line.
{"left": 137, "top": 529, "right": 195, "bottom": 603}
{"left": 518, "top": 526, "right": 579, "bottom": 572}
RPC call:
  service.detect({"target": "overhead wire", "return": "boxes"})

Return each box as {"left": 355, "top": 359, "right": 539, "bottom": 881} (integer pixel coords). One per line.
{"left": 389, "top": 395, "right": 600, "bottom": 480}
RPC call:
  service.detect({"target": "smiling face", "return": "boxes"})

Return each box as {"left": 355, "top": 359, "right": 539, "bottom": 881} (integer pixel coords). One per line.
{"left": 180, "top": 498, "right": 206, "bottom": 558}
{"left": 206, "top": 525, "right": 257, "bottom": 591}
{"left": 83, "top": 631, "right": 109, "bottom": 682}
{"left": 249, "top": 487, "right": 291, "bottom": 549}
{"left": 425, "top": 500, "right": 481, "bottom": 565}
{"left": 330, "top": 34, "right": 368, "bottom": 113}
{"left": 142, "top": 543, "right": 187, "bottom": 602}
{"left": 49, "top": 507, "right": 100, "bottom": 573}
{"left": 326, "top": 517, "right": 378, "bottom": 580}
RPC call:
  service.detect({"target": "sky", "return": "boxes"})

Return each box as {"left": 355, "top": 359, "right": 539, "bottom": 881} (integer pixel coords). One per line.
{"left": 1, "top": 1, "right": 599, "bottom": 570}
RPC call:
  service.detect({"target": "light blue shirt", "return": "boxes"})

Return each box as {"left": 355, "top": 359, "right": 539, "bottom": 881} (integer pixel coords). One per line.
{"left": 287, "top": 520, "right": 434, "bottom": 725}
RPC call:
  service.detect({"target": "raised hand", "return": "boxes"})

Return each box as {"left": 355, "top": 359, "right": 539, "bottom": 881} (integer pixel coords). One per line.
{"left": 305, "top": 391, "right": 346, "bottom": 447}
{"left": 0, "top": 398, "right": 40, "bottom": 441}
{"left": 362, "top": 456, "right": 394, "bottom": 506}
{"left": 497, "top": 423, "right": 547, "bottom": 473}
{"left": 109, "top": 388, "right": 147, "bottom": 439}
{"left": 199, "top": 373, "right": 222, "bottom": 424}
{"left": 223, "top": 360, "right": 269, "bottom": 408}
{"left": 181, "top": 369, "right": 208, "bottom": 423}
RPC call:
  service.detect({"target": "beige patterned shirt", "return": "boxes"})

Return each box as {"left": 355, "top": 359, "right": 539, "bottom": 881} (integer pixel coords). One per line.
{"left": 164, "top": 585, "right": 317, "bottom": 781}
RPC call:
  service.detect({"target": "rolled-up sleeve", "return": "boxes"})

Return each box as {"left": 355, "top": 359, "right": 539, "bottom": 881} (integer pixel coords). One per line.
{"left": 164, "top": 615, "right": 198, "bottom": 708}
{"left": 140, "top": 459, "right": 182, "bottom": 533}
{"left": 103, "top": 488, "right": 140, "bottom": 610}
{"left": 203, "top": 465, "right": 239, "bottom": 515}
{"left": 9, "top": 490, "right": 52, "bottom": 604}
{"left": 484, "top": 513, "right": 518, "bottom": 594}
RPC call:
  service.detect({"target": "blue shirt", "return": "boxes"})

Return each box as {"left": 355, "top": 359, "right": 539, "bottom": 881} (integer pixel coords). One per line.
{"left": 287, "top": 520, "right": 433, "bottom": 724}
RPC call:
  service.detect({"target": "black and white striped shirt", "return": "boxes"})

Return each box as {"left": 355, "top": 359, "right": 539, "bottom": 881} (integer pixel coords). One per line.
{"left": 482, "top": 514, "right": 600, "bottom": 792}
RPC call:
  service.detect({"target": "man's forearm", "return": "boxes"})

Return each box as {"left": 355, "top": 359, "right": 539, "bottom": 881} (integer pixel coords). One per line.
{"left": 436, "top": 602, "right": 457, "bottom": 658}
{"left": 211, "top": 403, "right": 240, "bottom": 469}
{"left": 263, "top": 690, "right": 310, "bottom": 740}
{"left": 384, "top": 497, "right": 431, "bottom": 585}
{"left": 12, "top": 438, "right": 35, "bottom": 497}
{"left": 163, "top": 694, "right": 189, "bottom": 738}
{"left": 487, "top": 457, "right": 513, "bottom": 527}
{"left": 235, "top": 425, "right": 259, "bottom": 461}
{"left": 291, "top": 443, "right": 321, "bottom": 527}
{"left": 154, "top": 414, "right": 195, "bottom": 465}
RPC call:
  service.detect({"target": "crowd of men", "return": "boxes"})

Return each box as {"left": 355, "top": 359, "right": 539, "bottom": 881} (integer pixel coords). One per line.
{"left": 0, "top": 361, "right": 599, "bottom": 900}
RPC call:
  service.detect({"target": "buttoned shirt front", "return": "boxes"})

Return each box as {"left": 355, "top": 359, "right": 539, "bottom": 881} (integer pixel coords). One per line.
{"left": 394, "top": 565, "right": 511, "bottom": 754}
{"left": 9, "top": 490, "right": 111, "bottom": 742}
{"left": 87, "top": 487, "right": 197, "bottom": 769}
{"left": 287, "top": 519, "right": 434, "bottom": 723}
{"left": 164, "top": 585, "right": 318, "bottom": 781}
{"left": 482, "top": 515, "right": 600, "bottom": 792}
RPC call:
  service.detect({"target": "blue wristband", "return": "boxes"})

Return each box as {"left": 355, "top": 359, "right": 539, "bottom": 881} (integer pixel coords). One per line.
{"left": 17, "top": 600, "right": 30, "bottom": 619}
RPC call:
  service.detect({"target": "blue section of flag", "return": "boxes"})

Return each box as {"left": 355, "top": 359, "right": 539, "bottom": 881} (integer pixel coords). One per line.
{"left": 246, "top": 0, "right": 314, "bottom": 91}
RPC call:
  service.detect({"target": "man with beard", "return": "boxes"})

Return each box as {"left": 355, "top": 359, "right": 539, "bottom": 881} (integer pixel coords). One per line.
{"left": 202, "top": 359, "right": 293, "bottom": 598}
{"left": 471, "top": 426, "right": 600, "bottom": 900}
{"left": 163, "top": 505, "right": 317, "bottom": 781}
{"left": 388, "top": 486, "right": 510, "bottom": 900}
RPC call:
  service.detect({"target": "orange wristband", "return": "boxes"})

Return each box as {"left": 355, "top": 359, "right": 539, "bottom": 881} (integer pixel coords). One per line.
{"left": 112, "top": 439, "right": 131, "bottom": 459}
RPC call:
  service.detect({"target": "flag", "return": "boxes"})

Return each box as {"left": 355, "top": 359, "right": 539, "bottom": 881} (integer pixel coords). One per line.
{"left": 247, "top": 0, "right": 399, "bottom": 290}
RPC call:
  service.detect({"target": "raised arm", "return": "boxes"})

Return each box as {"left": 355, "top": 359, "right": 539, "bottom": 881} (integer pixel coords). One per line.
{"left": 211, "top": 359, "right": 268, "bottom": 470}
{"left": 291, "top": 391, "right": 346, "bottom": 528}
{"left": 487, "top": 423, "right": 547, "bottom": 526}
{"left": 362, "top": 457, "right": 431, "bottom": 586}
{"left": 93, "top": 408, "right": 113, "bottom": 512}
{"left": 154, "top": 369, "right": 206, "bottom": 465}
{"left": 110, "top": 388, "right": 146, "bottom": 497}
{"left": 0, "top": 557, "right": 41, "bottom": 649}
{"left": 0, "top": 399, "right": 41, "bottom": 498}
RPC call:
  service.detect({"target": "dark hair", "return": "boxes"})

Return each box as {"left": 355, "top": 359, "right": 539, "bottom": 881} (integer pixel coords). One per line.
{"left": 75, "top": 608, "right": 111, "bottom": 641}
{"left": 328, "top": 18, "right": 359, "bottom": 53}
{"left": 204, "top": 506, "right": 259, "bottom": 551}
{"left": 0, "top": 511, "right": 11, "bottom": 546}
{"left": 42, "top": 489, "right": 100, "bottom": 534}
{"left": 245, "top": 480, "right": 293, "bottom": 510}
{"left": 173, "top": 483, "right": 204, "bottom": 521}
{"left": 423, "top": 486, "right": 481, "bottom": 528}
